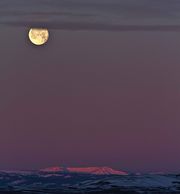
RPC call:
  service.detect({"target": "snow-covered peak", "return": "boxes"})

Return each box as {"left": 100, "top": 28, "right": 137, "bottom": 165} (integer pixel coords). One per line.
{"left": 41, "top": 166, "right": 128, "bottom": 175}
{"left": 41, "top": 166, "right": 65, "bottom": 172}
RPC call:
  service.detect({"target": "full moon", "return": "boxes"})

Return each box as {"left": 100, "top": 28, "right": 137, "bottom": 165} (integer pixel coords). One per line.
{"left": 28, "top": 28, "right": 49, "bottom": 46}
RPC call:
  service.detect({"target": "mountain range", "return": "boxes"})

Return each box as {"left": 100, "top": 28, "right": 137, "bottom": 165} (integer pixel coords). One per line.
{"left": 0, "top": 166, "right": 179, "bottom": 193}
{"left": 41, "top": 166, "right": 128, "bottom": 175}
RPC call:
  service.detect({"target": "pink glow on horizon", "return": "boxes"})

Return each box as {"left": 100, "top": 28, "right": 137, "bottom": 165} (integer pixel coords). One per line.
{"left": 41, "top": 166, "right": 128, "bottom": 175}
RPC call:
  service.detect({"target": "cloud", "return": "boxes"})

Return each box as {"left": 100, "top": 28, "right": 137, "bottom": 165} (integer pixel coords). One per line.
{"left": 1, "top": 0, "right": 180, "bottom": 31}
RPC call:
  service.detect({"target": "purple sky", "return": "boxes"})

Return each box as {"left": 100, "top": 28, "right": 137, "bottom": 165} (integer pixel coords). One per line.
{"left": 0, "top": 0, "right": 180, "bottom": 173}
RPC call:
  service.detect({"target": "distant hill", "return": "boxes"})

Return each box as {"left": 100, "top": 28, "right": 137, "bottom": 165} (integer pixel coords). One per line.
{"left": 41, "top": 166, "right": 128, "bottom": 175}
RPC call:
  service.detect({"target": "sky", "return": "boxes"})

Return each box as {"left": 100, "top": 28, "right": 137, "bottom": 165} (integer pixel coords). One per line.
{"left": 0, "top": 0, "right": 180, "bottom": 173}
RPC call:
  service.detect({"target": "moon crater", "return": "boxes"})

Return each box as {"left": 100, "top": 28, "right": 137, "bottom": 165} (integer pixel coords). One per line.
{"left": 28, "top": 28, "right": 49, "bottom": 46}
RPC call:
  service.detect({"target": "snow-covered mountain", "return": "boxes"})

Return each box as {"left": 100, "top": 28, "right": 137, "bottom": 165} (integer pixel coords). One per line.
{"left": 41, "top": 166, "right": 128, "bottom": 175}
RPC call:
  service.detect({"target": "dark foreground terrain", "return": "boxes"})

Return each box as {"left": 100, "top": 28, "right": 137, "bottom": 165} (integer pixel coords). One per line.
{"left": 0, "top": 170, "right": 180, "bottom": 194}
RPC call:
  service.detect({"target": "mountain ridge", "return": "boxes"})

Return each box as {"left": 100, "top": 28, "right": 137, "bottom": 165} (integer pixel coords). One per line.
{"left": 40, "top": 166, "right": 128, "bottom": 175}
